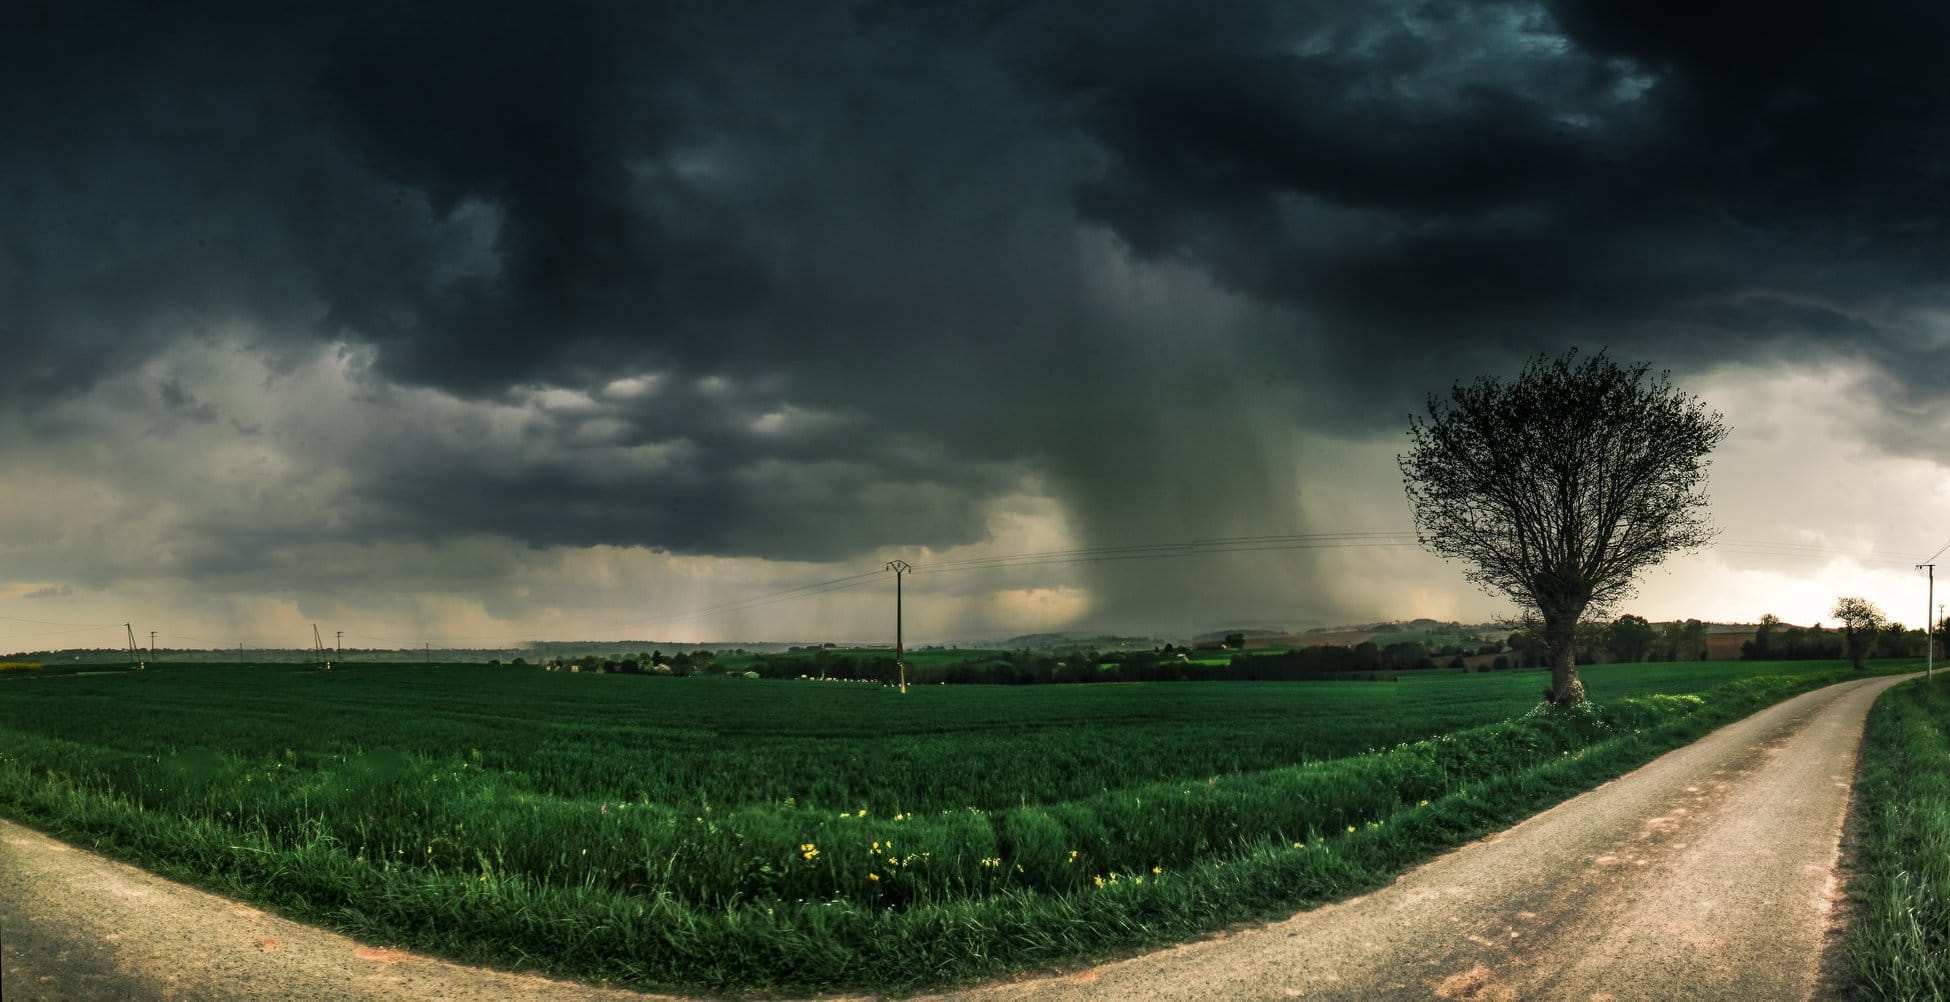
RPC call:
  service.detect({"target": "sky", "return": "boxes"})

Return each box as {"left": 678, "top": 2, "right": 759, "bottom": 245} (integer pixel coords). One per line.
{"left": 7, "top": 1, "right": 1950, "bottom": 652}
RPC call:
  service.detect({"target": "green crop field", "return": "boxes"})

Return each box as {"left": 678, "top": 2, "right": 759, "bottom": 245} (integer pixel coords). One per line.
{"left": 0, "top": 659, "right": 1902, "bottom": 992}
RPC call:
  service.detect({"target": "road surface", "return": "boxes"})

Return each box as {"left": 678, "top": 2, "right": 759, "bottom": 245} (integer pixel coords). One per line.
{"left": 1, "top": 673, "right": 1910, "bottom": 1000}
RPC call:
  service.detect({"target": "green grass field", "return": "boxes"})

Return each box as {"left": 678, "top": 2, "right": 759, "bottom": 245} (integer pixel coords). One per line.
{"left": 0, "top": 659, "right": 1896, "bottom": 992}
{"left": 1847, "top": 676, "right": 1950, "bottom": 999}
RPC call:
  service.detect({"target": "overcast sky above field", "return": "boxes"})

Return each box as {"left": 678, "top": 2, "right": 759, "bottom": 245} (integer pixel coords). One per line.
{"left": 7, "top": 1, "right": 1950, "bottom": 652}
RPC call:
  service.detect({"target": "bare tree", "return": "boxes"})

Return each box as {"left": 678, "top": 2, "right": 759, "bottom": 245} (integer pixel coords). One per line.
{"left": 1400, "top": 350, "right": 1727, "bottom": 706}
{"left": 1831, "top": 596, "right": 1886, "bottom": 672}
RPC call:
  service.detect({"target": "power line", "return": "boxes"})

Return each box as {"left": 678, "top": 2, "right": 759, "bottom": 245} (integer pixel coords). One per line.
{"left": 1714, "top": 538, "right": 1923, "bottom": 569}
{"left": 0, "top": 613, "right": 121, "bottom": 628}
{"left": 0, "top": 624, "right": 126, "bottom": 642}
{"left": 456, "top": 529, "right": 1920, "bottom": 640}
{"left": 915, "top": 531, "right": 1420, "bottom": 576}
{"left": 353, "top": 633, "right": 425, "bottom": 649}
{"left": 6, "top": 530, "right": 1931, "bottom": 652}
{"left": 166, "top": 633, "right": 243, "bottom": 648}
{"left": 495, "top": 532, "right": 1421, "bottom": 640}
{"left": 485, "top": 569, "right": 889, "bottom": 641}
{"left": 616, "top": 569, "right": 886, "bottom": 628}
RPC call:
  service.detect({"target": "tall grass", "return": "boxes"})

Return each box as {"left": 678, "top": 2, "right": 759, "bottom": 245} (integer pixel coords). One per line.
{"left": 0, "top": 660, "right": 1887, "bottom": 992}
{"left": 1848, "top": 678, "right": 1950, "bottom": 1000}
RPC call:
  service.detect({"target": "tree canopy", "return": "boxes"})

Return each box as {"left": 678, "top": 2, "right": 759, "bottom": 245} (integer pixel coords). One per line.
{"left": 1608, "top": 614, "right": 1656, "bottom": 663}
{"left": 1400, "top": 349, "right": 1727, "bottom": 705}
{"left": 1831, "top": 596, "right": 1886, "bottom": 671}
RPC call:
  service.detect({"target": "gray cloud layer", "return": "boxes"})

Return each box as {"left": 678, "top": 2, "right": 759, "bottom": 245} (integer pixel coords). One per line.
{"left": 8, "top": 1, "right": 1950, "bottom": 629}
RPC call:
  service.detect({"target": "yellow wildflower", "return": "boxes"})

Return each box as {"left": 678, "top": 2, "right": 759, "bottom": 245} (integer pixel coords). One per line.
{"left": 869, "top": 873, "right": 880, "bottom": 881}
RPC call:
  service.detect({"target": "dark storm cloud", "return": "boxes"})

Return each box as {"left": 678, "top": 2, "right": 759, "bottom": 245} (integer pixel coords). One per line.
{"left": 1025, "top": 0, "right": 1950, "bottom": 423}
{"left": 4, "top": 0, "right": 1082, "bottom": 566}
{"left": 1, "top": 4, "right": 325, "bottom": 398}
{"left": 333, "top": 378, "right": 1023, "bottom": 562}
{"left": 14, "top": 0, "right": 1950, "bottom": 618}
{"left": 311, "top": 4, "right": 781, "bottom": 391}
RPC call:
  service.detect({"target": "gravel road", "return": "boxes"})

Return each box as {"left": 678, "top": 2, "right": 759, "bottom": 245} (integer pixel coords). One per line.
{"left": 936, "top": 672, "right": 1914, "bottom": 1002}
{"left": 0, "top": 673, "right": 1910, "bottom": 1000}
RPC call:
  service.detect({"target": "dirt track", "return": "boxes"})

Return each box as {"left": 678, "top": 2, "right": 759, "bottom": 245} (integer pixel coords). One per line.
{"left": 936, "top": 672, "right": 1913, "bottom": 1001}
{"left": 0, "top": 673, "right": 1911, "bottom": 1000}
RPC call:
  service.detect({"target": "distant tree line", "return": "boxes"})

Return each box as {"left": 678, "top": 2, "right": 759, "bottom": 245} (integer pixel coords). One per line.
{"left": 1740, "top": 611, "right": 1929, "bottom": 663}
{"left": 1473, "top": 615, "right": 1704, "bottom": 669}
{"left": 736, "top": 645, "right": 1422, "bottom": 685}
{"left": 543, "top": 649, "right": 752, "bottom": 677}
{"left": 531, "top": 609, "right": 1928, "bottom": 688}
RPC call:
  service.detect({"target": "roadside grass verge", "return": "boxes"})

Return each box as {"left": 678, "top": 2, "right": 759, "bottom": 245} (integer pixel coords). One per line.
{"left": 0, "top": 664, "right": 1895, "bottom": 994}
{"left": 1848, "top": 676, "right": 1950, "bottom": 1000}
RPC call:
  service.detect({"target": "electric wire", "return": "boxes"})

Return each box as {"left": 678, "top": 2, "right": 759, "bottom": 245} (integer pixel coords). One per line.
{"left": 0, "top": 624, "right": 127, "bottom": 643}
{"left": 166, "top": 633, "right": 246, "bottom": 649}
{"left": 0, "top": 613, "right": 122, "bottom": 628}
{"left": 5, "top": 531, "right": 1944, "bottom": 652}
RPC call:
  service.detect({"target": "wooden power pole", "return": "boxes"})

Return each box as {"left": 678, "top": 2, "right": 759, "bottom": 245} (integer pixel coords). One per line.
{"left": 886, "top": 559, "right": 912, "bottom": 694}
{"left": 1923, "top": 563, "right": 1936, "bottom": 682}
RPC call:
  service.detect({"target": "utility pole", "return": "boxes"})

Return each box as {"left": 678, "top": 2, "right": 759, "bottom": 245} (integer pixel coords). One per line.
{"left": 313, "top": 624, "right": 329, "bottom": 670}
{"left": 886, "top": 559, "right": 912, "bottom": 694}
{"left": 424, "top": 641, "right": 431, "bottom": 665}
{"left": 125, "top": 623, "right": 140, "bottom": 669}
{"left": 1923, "top": 565, "right": 1937, "bottom": 682}
{"left": 148, "top": 630, "right": 156, "bottom": 666}
{"left": 336, "top": 631, "right": 343, "bottom": 658}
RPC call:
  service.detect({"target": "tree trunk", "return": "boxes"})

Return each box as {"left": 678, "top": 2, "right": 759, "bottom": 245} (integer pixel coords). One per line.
{"left": 1543, "top": 611, "right": 1587, "bottom": 706}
